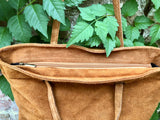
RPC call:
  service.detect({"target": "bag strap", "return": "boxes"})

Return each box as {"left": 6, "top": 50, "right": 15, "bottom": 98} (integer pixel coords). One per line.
{"left": 50, "top": 0, "right": 124, "bottom": 47}
{"left": 45, "top": 81, "right": 61, "bottom": 120}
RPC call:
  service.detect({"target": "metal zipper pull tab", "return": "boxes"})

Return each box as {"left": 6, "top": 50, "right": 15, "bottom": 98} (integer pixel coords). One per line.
{"left": 11, "top": 63, "right": 36, "bottom": 68}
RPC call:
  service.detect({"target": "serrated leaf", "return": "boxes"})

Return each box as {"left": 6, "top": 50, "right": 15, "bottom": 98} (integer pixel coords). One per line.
{"left": 122, "top": 16, "right": 127, "bottom": 31}
{"left": 43, "top": 0, "right": 65, "bottom": 25}
{"left": 150, "top": 103, "right": 160, "bottom": 120}
{"left": 8, "top": 15, "right": 32, "bottom": 42}
{"left": 122, "top": 0, "right": 138, "bottom": 17}
{"left": 78, "top": 4, "right": 107, "bottom": 21}
{"left": 8, "top": 0, "right": 27, "bottom": 10}
{"left": 150, "top": 24, "right": 160, "bottom": 44}
{"left": 103, "top": 36, "right": 115, "bottom": 57}
{"left": 151, "top": 0, "right": 160, "bottom": 10}
{"left": 125, "top": 26, "right": 140, "bottom": 41}
{"left": 60, "top": 18, "right": 71, "bottom": 31}
{"left": 0, "top": 75, "right": 14, "bottom": 101}
{"left": 0, "top": 0, "right": 16, "bottom": 21}
{"left": 134, "top": 16, "right": 153, "bottom": 29}
{"left": 85, "top": 35, "right": 102, "bottom": 47}
{"left": 134, "top": 41, "right": 145, "bottom": 46}
{"left": 103, "top": 4, "right": 114, "bottom": 15}
{"left": 0, "top": 27, "right": 12, "bottom": 48}
{"left": 66, "top": 22, "right": 93, "bottom": 47}
{"left": 103, "top": 17, "right": 119, "bottom": 39}
{"left": 24, "top": 4, "right": 49, "bottom": 38}
{"left": 39, "top": 26, "right": 52, "bottom": 43}
{"left": 154, "top": 8, "right": 160, "bottom": 22}
{"left": 124, "top": 39, "right": 134, "bottom": 47}
{"left": 65, "top": 0, "right": 85, "bottom": 7}
{"left": 95, "top": 21, "right": 108, "bottom": 40}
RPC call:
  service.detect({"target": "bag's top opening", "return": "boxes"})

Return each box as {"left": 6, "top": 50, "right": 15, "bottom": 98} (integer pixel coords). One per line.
{"left": 0, "top": 44, "right": 160, "bottom": 84}
{"left": 0, "top": 44, "right": 160, "bottom": 66}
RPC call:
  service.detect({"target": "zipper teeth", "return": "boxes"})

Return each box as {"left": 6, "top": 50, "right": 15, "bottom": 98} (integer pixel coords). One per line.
{"left": 24, "top": 62, "right": 152, "bottom": 68}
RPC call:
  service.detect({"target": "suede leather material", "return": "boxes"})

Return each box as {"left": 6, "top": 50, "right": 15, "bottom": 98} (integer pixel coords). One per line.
{"left": 0, "top": 43, "right": 160, "bottom": 120}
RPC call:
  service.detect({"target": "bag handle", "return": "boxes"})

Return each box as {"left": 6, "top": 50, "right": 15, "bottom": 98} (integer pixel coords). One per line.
{"left": 50, "top": 0, "right": 124, "bottom": 47}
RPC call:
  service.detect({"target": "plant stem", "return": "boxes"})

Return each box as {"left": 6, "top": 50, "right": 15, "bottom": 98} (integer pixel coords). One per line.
{"left": 17, "top": 0, "right": 36, "bottom": 15}
{"left": 90, "top": 15, "right": 107, "bottom": 25}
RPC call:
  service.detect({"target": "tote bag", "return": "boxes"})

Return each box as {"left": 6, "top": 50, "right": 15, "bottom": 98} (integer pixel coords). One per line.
{"left": 0, "top": 0, "right": 160, "bottom": 120}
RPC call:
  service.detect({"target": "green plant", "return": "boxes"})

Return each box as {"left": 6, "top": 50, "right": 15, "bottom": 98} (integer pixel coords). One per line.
{"left": 67, "top": 0, "right": 160, "bottom": 57}
{"left": 150, "top": 103, "right": 160, "bottom": 120}
{"left": 0, "top": 0, "right": 84, "bottom": 101}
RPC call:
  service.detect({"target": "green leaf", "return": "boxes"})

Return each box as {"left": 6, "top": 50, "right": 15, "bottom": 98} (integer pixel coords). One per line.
{"left": 134, "top": 16, "right": 153, "bottom": 29}
{"left": 66, "top": 22, "right": 94, "bottom": 47}
{"left": 60, "top": 18, "right": 71, "bottom": 31}
{"left": 24, "top": 4, "right": 49, "bottom": 38}
{"left": 134, "top": 41, "right": 145, "bottom": 46}
{"left": 0, "top": 0, "right": 16, "bottom": 21}
{"left": 122, "top": 16, "right": 127, "bottom": 31}
{"left": 151, "top": 0, "right": 160, "bottom": 10}
{"left": 95, "top": 21, "right": 108, "bottom": 40}
{"left": 7, "top": 15, "right": 32, "bottom": 42}
{"left": 125, "top": 26, "right": 140, "bottom": 41}
{"left": 0, "top": 75, "right": 14, "bottom": 101}
{"left": 76, "top": 15, "right": 83, "bottom": 23}
{"left": 123, "top": 39, "right": 134, "bottom": 47}
{"left": 30, "top": 36, "right": 44, "bottom": 43}
{"left": 115, "top": 37, "right": 121, "bottom": 47}
{"left": 150, "top": 103, "right": 160, "bottom": 120}
{"left": 0, "top": 27, "right": 13, "bottom": 48}
{"left": 137, "top": 36, "right": 145, "bottom": 43}
{"left": 103, "top": 4, "right": 114, "bottom": 15}
{"left": 103, "top": 36, "right": 116, "bottom": 57}
{"left": 103, "top": 17, "right": 119, "bottom": 39}
{"left": 122, "top": 0, "right": 138, "bottom": 17}
{"left": 43, "top": 0, "right": 65, "bottom": 25}
{"left": 78, "top": 4, "right": 107, "bottom": 21}
{"left": 8, "top": 0, "right": 27, "bottom": 10}
{"left": 154, "top": 8, "right": 160, "bottom": 22}
{"left": 39, "top": 26, "right": 52, "bottom": 43}
{"left": 150, "top": 24, "right": 160, "bottom": 44}
{"left": 65, "top": 0, "right": 85, "bottom": 7}
{"left": 85, "top": 35, "right": 102, "bottom": 47}
{"left": 95, "top": 20, "right": 116, "bottom": 57}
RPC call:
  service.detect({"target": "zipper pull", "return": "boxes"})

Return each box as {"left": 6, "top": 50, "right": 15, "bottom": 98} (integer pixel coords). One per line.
{"left": 11, "top": 63, "right": 36, "bottom": 68}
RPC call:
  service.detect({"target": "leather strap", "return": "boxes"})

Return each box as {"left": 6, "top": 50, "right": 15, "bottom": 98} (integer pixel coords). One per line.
{"left": 45, "top": 81, "right": 61, "bottom": 120}
{"left": 112, "top": 0, "right": 124, "bottom": 47}
{"left": 50, "top": 0, "right": 124, "bottom": 46}
{"left": 115, "top": 83, "right": 123, "bottom": 120}
{"left": 50, "top": 20, "right": 60, "bottom": 45}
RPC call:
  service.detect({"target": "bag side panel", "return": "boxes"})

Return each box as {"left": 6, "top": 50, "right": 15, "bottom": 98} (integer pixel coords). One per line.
{"left": 1, "top": 66, "right": 53, "bottom": 120}
{"left": 53, "top": 83, "right": 115, "bottom": 120}
{"left": 120, "top": 72, "right": 160, "bottom": 120}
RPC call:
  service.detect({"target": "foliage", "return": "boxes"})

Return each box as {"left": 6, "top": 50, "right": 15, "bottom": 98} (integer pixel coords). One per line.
{"left": 0, "top": 75, "right": 14, "bottom": 101}
{"left": 0, "top": 0, "right": 84, "bottom": 101}
{"left": 150, "top": 103, "right": 160, "bottom": 120}
{"left": 67, "top": 4, "right": 119, "bottom": 57}
{"left": 121, "top": 0, "right": 138, "bottom": 17}
{"left": 67, "top": 0, "right": 160, "bottom": 58}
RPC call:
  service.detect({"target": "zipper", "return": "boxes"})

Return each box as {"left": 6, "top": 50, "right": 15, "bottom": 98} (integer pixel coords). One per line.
{"left": 10, "top": 62, "right": 155, "bottom": 69}
{"left": 11, "top": 63, "right": 36, "bottom": 68}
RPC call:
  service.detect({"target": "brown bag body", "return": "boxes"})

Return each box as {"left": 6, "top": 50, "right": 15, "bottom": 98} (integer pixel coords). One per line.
{"left": 0, "top": 44, "right": 160, "bottom": 120}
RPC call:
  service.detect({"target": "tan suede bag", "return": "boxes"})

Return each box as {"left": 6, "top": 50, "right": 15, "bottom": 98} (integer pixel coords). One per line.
{"left": 0, "top": 0, "right": 160, "bottom": 120}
